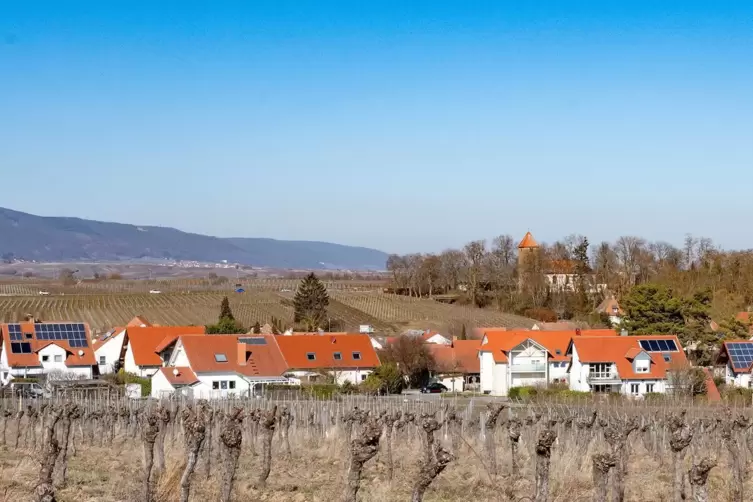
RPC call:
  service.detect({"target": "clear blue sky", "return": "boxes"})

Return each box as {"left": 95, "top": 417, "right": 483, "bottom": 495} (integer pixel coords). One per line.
{"left": 2, "top": 1, "right": 752, "bottom": 254}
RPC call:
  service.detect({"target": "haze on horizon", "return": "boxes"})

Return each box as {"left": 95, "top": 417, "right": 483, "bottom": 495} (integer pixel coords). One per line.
{"left": 1, "top": 1, "right": 752, "bottom": 255}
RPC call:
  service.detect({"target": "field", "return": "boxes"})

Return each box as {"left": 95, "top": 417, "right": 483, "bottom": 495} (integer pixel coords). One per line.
{"left": 0, "top": 395, "right": 749, "bottom": 502}
{"left": 0, "top": 279, "right": 535, "bottom": 335}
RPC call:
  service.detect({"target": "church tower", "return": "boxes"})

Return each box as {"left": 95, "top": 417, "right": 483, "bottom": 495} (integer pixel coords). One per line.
{"left": 517, "top": 231, "right": 540, "bottom": 268}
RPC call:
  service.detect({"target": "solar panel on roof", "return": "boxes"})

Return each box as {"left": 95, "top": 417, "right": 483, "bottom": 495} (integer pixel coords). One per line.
{"left": 10, "top": 342, "right": 31, "bottom": 354}
{"left": 31, "top": 323, "right": 87, "bottom": 346}
{"left": 727, "top": 342, "right": 753, "bottom": 371}
{"left": 639, "top": 339, "right": 679, "bottom": 352}
{"left": 239, "top": 337, "right": 267, "bottom": 345}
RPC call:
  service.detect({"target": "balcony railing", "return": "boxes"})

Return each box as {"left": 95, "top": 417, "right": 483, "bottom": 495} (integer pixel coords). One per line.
{"left": 510, "top": 363, "right": 547, "bottom": 373}
{"left": 587, "top": 372, "right": 621, "bottom": 383}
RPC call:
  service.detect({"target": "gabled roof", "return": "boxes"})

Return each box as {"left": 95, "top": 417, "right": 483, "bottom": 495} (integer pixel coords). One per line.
{"left": 718, "top": 340, "right": 753, "bottom": 373}
{"left": 427, "top": 340, "right": 481, "bottom": 374}
{"left": 93, "top": 327, "right": 125, "bottom": 351}
{"left": 479, "top": 328, "right": 618, "bottom": 363}
{"left": 127, "top": 326, "right": 206, "bottom": 367}
{"left": 179, "top": 335, "right": 288, "bottom": 378}
{"left": 736, "top": 312, "right": 751, "bottom": 323}
{"left": 571, "top": 335, "right": 688, "bottom": 380}
{"left": 127, "top": 316, "right": 152, "bottom": 327}
{"left": 518, "top": 231, "right": 539, "bottom": 249}
{"left": 158, "top": 366, "right": 199, "bottom": 386}
{"left": 275, "top": 334, "right": 380, "bottom": 370}
{"left": 0, "top": 322, "right": 97, "bottom": 368}
{"left": 596, "top": 297, "right": 623, "bottom": 316}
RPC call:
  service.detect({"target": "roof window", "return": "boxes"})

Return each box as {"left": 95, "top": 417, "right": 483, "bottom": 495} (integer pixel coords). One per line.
{"left": 214, "top": 353, "right": 228, "bottom": 363}
{"left": 662, "top": 354, "right": 671, "bottom": 362}
{"left": 352, "top": 351, "right": 362, "bottom": 360}
{"left": 333, "top": 352, "right": 342, "bottom": 360}
{"left": 306, "top": 352, "right": 316, "bottom": 361}
{"left": 555, "top": 349, "right": 562, "bottom": 355}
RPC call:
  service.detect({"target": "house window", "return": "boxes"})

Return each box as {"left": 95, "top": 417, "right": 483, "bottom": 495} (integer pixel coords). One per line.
{"left": 352, "top": 352, "right": 362, "bottom": 361}
{"left": 646, "top": 383, "right": 654, "bottom": 393}
{"left": 306, "top": 353, "right": 316, "bottom": 361}
{"left": 333, "top": 352, "right": 342, "bottom": 360}
{"left": 212, "top": 381, "right": 220, "bottom": 390}
{"left": 636, "top": 366, "right": 648, "bottom": 373}
{"left": 630, "top": 383, "right": 640, "bottom": 395}
{"left": 229, "top": 381, "right": 236, "bottom": 390}
{"left": 214, "top": 353, "right": 228, "bottom": 363}
{"left": 221, "top": 381, "right": 228, "bottom": 390}
{"left": 361, "top": 374, "right": 367, "bottom": 381}
{"left": 54, "top": 355, "right": 63, "bottom": 363}
{"left": 99, "top": 356, "right": 106, "bottom": 365}
{"left": 42, "top": 355, "right": 49, "bottom": 362}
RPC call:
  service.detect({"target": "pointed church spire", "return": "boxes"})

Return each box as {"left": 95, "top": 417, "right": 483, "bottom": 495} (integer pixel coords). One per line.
{"left": 517, "top": 231, "right": 539, "bottom": 249}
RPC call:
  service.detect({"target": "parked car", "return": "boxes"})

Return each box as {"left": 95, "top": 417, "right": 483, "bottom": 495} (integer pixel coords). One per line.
{"left": 149, "top": 290, "right": 161, "bottom": 294}
{"left": 420, "top": 382, "right": 448, "bottom": 394}
{"left": 38, "top": 291, "right": 50, "bottom": 295}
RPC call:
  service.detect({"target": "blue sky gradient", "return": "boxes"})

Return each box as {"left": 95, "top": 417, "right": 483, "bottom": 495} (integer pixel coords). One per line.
{"left": 1, "top": 1, "right": 752, "bottom": 253}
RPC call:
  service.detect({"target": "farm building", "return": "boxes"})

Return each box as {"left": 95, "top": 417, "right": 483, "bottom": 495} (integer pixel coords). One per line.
{"left": 477, "top": 328, "right": 617, "bottom": 396}
{"left": 427, "top": 339, "right": 481, "bottom": 392}
{"left": 568, "top": 335, "right": 688, "bottom": 397}
{"left": 0, "top": 321, "right": 96, "bottom": 383}
{"left": 275, "top": 333, "right": 380, "bottom": 385}
{"left": 94, "top": 325, "right": 206, "bottom": 377}
{"left": 152, "top": 334, "right": 290, "bottom": 398}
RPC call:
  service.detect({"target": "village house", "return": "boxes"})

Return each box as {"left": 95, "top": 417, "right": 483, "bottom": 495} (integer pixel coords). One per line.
{"left": 0, "top": 321, "right": 96, "bottom": 383}
{"left": 275, "top": 333, "right": 380, "bottom": 385}
{"left": 595, "top": 296, "right": 624, "bottom": 325}
{"left": 478, "top": 328, "right": 617, "bottom": 396}
{"left": 94, "top": 324, "right": 206, "bottom": 377}
{"left": 568, "top": 334, "right": 688, "bottom": 397}
{"left": 152, "top": 334, "right": 290, "bottom": 398}
{"left": 427, "top": 339, "right": 481, "bottom": 392}
{"left": 717, "top": 340, "right": 753, "bottom": 388}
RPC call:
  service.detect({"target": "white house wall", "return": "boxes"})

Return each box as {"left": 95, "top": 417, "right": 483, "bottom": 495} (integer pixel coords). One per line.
{"left": 94, "top": 330, "right": 126, "bottom": 374}
{"left": 479, "top": 352, "right": 495, "bottom": 393}
{"left": 492, "top": 363, "right": 508, "bottom": 396}
{"left": 151, "top": 370, "right": 174, "bottom": 398}
{"left": 569, "top": 346, "right": 590, "bottom": 392}
{"left": 38, "top": 345, "right": 71, "bottom": 373}
{"left": 123, "top": 342, "right": 160, "bottom": 377}
{"left": 549, "top": 362, "right": 569, "bottom": 383}
{"left": 725, "top": 363, "right": 751, "bottom": 388}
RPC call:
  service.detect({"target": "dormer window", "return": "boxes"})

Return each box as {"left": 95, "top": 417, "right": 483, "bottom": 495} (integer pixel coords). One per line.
{"left": 352, "top": 352, "right": 362, "bottom": 361}
{"left": 307, "top": 352, "right": 316, "bottom": 361}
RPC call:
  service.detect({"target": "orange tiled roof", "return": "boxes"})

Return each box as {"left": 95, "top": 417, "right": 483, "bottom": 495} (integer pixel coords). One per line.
{"left": 479, "top": 328, "right": 618, "bottom": 364}
{"left": 518, "top": 232, "right": 539, "bottom": 249}
{"left": 127, "top": 316, "right": 152, "bottom": 327}
{"left": 428, "top": 340, "right": 481, "bottom": 374}
{"left": 159, "top": 366, "right": 199, "bottom": 386}
{"left": 571, "top": 335, "right": 688, "bottom": 380}
{"left": 275, "top": 334, "right": 380, "bottom": 370}
{"left": 0, "top": 322, "right": 97, "bottom": 368}
{"left": 736, "top": 312, "right": 751, "bottom": 323}
{"left": 179, "top": 335, "right": 288, "bottom": 377}
{"left": 127, "top": 326, "right": 206, "bottom": 367}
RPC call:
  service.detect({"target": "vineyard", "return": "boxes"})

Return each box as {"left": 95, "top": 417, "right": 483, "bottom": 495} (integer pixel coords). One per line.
{"left": 0, "top": 395, "right": 749, "bottom": 502}
{"left": 0, "top": 290, "right": 535, "bottom": 334}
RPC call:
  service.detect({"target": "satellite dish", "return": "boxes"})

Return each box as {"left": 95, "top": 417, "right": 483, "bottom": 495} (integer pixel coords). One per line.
{"left": 172, "top": 368, "right": 180, "bottom": 376}
{"left": 77, "top": 350, "right": 84, "bottom": 356}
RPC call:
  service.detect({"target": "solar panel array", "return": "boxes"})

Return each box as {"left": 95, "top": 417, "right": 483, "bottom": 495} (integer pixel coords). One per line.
{"left": 639, "top": 339, "right": 678, "bottom": 352}
{"left": 238, "top": 337, "right": 267, "bottom": 345}
{"left": 34, "top": 323, "right": 89, "bottom": 348}
{"left": 10, "top": 342, "right": 32, "bottom": 354}
{"left": 7, "top": 324, "right": 23, "bottom": 341}
{"left": 727, "top": 342, "right": 753, "bottom": 371}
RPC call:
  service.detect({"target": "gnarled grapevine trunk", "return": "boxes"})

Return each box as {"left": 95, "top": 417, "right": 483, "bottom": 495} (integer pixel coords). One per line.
{"left": 36, "top": 406, "right": 63, "bottom": 502}
{"left": 202, "top": 406, "right": 215, "bottom": 479}
{"left": 280, "top": 406, "right": 293, "bottom": 458}
{"left": 603, "top": 417, "right": 638, "bottom": 502}
{"left": 380, "top": 411, "right": 399, "bottom": 481}
{"left": 412, "top": 413, "right": 453, "bottom": 502}
{"left": 591, "top": 453, "right": 616, "bottom": 502}
{"left": 534, "top": 425, "right": 557, "bottom": 502}
{"left": 721, "top": 413, "right": 748, "bottom": 502}
{"left": 484, "top": 403, "right": 504, "bottom": 476}
{"left": 53, "top": 403, "right": 81, "bottom": 487}
{"left": 342, "top": 416, "right": 382, "bottom": 502}
{"left": 14, "top": 409, "right": 24, "bottom": 449}
{"left": 508, "top": 417, "right": 522, "bottom": 476}
{"left": 668, "top": 411, "right": 694, "bottom": 502}
{"left": 256, "top": 406, "right": 278, "bottom": 489}
{"left": 219, "top": 408, "right": 244, "bottom": 502}
{"left": 688, "top": 457, "right": 716, "bottom": 502}
{"left": 141, "top": 413, "right": 160, "bottom": 502}
{"left": 154, "top": 405, "right": 171, "bottom": 477}
{"left": 180, "top": 406, "right": 206, "bottom": 502}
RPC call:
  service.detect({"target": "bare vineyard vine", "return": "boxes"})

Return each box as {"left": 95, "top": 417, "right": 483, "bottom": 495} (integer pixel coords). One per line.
{"left": 1, "top": 396, "right": 751, "bottom": 501}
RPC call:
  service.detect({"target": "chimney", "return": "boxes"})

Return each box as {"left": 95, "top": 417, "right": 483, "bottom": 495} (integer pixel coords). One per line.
{"left": 575, "top": 328, "right": 581, "bottom": 336}
{"left": 237, "top": 343, "right": 248, "bottom": 366}
{"left": 620, "top": 329, "right": 628, "bottom": 337}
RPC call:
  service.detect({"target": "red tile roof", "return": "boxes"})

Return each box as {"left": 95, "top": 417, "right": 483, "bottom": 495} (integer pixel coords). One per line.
{"left": 275, "top": 334, "right": 380, "bottom": 370}
{"left": 571, "top": 335, "right": 688, "bottom": 380}
{"left": 159, "top": 366, "right": 199, "bottom": 386}
{"left": 479, "top": 329, "right": 618, "bottom": 363}
{"left": 428, "top": 340, "right": 481, "bottom": 374}
{"left": 518, "top": 232, "right": 539, "bottom": 249}
{"left": 702, "top": 368, "right": 721, "bottom": 402}
{"left": 179, "top": 335, "right": 287, "bottom": 377}
{"left": 736, "top": 312, "right": 751, "bottom": 323}
{"left": 0, "top": 322, "right": 96, "bottom": 368}
{"left": 127, "top": 326, "right": 206, "bottom": 367}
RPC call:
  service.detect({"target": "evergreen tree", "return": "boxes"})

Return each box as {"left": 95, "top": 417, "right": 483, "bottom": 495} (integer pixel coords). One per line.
{"left": 252, "top": 321, "right": 262, "bottom": 334}
{"left": 219, "top": 296, "right": 234, "bottom": 321}
{"left": 293, "top": 273, "right": 329, "bottom": 329}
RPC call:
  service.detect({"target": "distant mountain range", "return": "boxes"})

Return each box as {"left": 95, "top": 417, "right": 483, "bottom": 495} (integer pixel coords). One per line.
{"left": 0, "top": 207, "right": 388, "bottom": 270}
